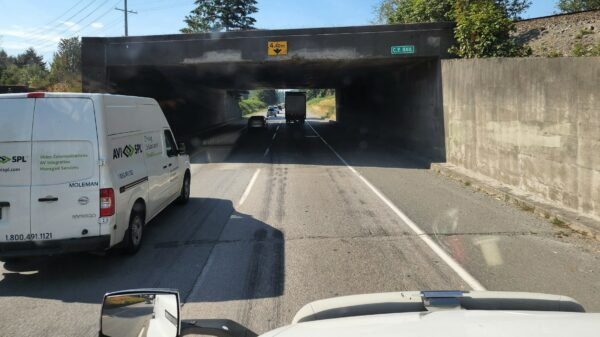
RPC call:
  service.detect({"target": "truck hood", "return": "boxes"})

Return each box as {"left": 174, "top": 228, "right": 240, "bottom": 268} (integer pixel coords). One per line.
{"left": 260, "top": 310, "right": 600, "bottom": 337}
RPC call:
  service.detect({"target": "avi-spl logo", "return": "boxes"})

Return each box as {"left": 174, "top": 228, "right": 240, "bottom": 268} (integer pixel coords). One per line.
{"left": 0, "top": 155, "right": 27, "bottom": 164}
{"left": 113, "top": 144, "right": 143, "bottom": 159}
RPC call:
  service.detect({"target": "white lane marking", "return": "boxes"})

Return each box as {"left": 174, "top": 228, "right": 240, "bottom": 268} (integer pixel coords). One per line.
{"left": 238, "top": 168, "right": 261, "bottom": 207}
{"left": 276, "top": 125, "right": 280, "bottom": 132}
{"left": 272, "top": 132, "right": 277, "bottom": 140}
{"left": 263, "top": 147, "right": 270, "bottom": 157}
{"left": 307, "top": 123, "right": 486, "bottom": 291}
{"left": 137, "top": 327, "right": 145, "bottom": 337}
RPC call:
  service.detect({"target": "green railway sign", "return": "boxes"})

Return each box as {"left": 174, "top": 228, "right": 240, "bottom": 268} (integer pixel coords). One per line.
{"left": 391, "top": 45, "right": 415, "bottom": 55}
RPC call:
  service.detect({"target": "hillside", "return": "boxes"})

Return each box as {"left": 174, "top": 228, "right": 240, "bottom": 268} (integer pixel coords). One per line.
{"left": 515, "top": 10, "right": 600, "bottom": 57}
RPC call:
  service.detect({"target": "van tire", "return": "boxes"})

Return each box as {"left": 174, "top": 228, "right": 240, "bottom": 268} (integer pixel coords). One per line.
{"left": 177, "top": 172, "right": 191, "bottom": 205}
{"left": 124, "top": 209, "right": 144, "bottom": 254}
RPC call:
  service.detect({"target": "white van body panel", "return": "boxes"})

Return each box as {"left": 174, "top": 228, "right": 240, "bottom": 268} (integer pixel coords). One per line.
{"left": 0, "top": 93, "right": 190, "bottom": 256}
{"left": 0, "top": 98, "right": 35, "bottom": 242}
{"left": 30, "top": 97, "right": 101, "bottom": 241}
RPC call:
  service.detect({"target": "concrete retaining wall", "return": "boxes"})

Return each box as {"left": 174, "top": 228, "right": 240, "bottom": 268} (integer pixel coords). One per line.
{"left": 442, "top": 57, "right": 600, "bottom": 219}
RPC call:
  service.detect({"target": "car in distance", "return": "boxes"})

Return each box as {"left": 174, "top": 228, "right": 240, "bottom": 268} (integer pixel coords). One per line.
{"left": 0, "top": 92, "right": 191, "bottom": 258}
{"left": 267, "top": 106, "right": 277, "bottom": 118}
{"left": 248, "top": 115, "right": 267, "bottom": 130}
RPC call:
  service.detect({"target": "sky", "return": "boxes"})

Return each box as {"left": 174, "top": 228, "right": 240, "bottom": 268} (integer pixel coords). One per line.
{"left": 0, "top": 0, "right": 558, "bottom": 63}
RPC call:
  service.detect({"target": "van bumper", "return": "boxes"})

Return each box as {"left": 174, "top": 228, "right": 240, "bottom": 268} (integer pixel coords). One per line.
{"left": 0, "top": 235, "right": 111, "bottom": 258}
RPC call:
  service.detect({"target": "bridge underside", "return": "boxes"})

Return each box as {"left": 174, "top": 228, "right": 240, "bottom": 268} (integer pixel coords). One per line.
{"left": 82, "top": 23, "right": 453, "bottom": 160}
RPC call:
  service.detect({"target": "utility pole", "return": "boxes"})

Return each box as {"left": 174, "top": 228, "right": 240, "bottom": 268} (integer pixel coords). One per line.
{"left": 115, "top": 0, "right": 137, "bottom": 36}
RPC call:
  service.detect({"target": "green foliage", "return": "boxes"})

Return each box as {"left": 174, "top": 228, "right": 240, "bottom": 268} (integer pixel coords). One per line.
{"left": 496, "top": 0, "right": 532, "bottom": 19}
{"left": 181, "top": 0, "right": 258, "bottom": 33}
{"left": 238, "top": 89, "right": 277, "bottom": 115}
{"left": 572, "top": 41, "right": 600, "bottom": 56}
{"left": 49, "top": 37, "right": 82, "bottom": 92}
{"left": 307, "top": 95, "right": 336, "bottom": 120}
{"left": 387, "top": 0, "right": 454, "bottom": 24}
{"left": 575, "top": 28, "right": 594, "bottom": 39}
{"left": 450, "top": 0, "right": 531, "bottom": 58}
{"left": 257, "top": 89, "right": 278, "bottom": 105}
{"left": 377, "top": 0, "right": 530, "bottom": 24}
{"left": 306, "top": 89, "right": 335, "bottom": 100}
{"left": 571, "top": 27, "right": 600, "bottom": 56}
{"left": 1, "top": 37, "right": 83, "bottom": 91}
{"left": 0, "top": 63, "right": 49, "bottom": 88}
{"left": 0, "top": 47, "right": 49, "bottom": 88}
{"left": 15, "top": 47, "right": 46, "bottom": 68}
{"left": 557, "top": 0, "right": 600, "bottom": 13}
{"left": 375, "top": 0, "right": 531, "bottom": 58}
{"left": 239, "top": 97, "right": 267, "bottom": 115}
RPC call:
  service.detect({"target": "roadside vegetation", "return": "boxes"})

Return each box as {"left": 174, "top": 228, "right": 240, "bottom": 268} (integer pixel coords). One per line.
{"left": 307, "top": 95, "right": 336, "bottom": 120}
{"left": 375, "top": 0, "right": 600, "bottom": 58}
{"left": 375, "top": 0, "right": 532, "bottom": 58}
{"left": 239, "top": 89, "right": 278, "bottom": 116}
{"left": 0, "top": 37, "right": 82, "bottom": 91}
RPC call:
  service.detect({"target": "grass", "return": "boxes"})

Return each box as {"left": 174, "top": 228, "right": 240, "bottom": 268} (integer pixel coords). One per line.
{"left": 519, "top": 203, "right": 535, "bottom": 213}
{"left": 575, "top": 29, "right": 594, "bottom": 39}
{"left": 551, "top": 217, "right": 567, "bottom": 227}
{"left": 307, "top": 95, "right": 336, "bottom": 120}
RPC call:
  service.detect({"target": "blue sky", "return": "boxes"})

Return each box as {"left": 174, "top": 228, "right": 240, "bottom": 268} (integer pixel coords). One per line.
{"left": 1, "top": 0, "right": 557, "bottom": 63}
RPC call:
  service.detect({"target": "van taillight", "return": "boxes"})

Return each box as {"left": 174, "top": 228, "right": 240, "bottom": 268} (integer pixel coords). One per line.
{"left": 100, "top": 188, "right": 115, "bottom": 217}
{"left": 27, "top": 92, "right": 45, "bottom": 98}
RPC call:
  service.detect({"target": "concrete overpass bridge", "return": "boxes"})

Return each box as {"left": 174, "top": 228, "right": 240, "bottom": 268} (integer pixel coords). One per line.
{"left": 82, "top": 22, "right": 454, "bottom": 160}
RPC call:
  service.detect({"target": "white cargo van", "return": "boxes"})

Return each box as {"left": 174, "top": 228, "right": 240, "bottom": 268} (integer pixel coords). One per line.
{"left": 0, "top": 92, "right": 191, "bottom": 257}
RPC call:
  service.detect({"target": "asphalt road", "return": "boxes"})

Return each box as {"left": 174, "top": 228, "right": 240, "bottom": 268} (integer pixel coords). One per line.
{"left": 0, "top": 112, "right": 599, "bottom": 336}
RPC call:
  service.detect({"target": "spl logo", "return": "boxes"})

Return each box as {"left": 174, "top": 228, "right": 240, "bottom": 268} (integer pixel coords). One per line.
{"left": 0, "top": 155, "right": 26, "bottom": 164}
{"left": 113, "top": 144, "right": 143, "bottom": 159}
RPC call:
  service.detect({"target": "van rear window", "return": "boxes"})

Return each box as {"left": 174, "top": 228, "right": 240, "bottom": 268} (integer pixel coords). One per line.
{"left": 30, "top": 98, "right": 97, "bottom": 186}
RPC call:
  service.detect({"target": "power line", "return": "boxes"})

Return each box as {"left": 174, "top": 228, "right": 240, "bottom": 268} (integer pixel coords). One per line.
{"left": 19, "top": 0, "right": 100, "bottom": 43}
{"left": 18, "top": 0, "right": 88, "bottom": 39}
{"left": 36, "top": 0, "right": 121, "bottom": 50}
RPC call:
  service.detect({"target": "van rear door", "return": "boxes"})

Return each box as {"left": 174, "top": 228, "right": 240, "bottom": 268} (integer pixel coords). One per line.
{"left": 30, "top": 97, "right": 101, "bottom": 241}
{"left": 0, "top": 98, "right": 34, "bottom": 242}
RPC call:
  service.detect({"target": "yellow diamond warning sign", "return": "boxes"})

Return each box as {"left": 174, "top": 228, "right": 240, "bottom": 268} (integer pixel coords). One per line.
{"left": 268, "top": 41, "right": 288, "bottom": 56}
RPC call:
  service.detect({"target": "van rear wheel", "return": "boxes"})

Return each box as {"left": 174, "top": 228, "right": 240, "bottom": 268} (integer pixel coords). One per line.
{"left": 124, "top": 211, "right": 144, "bottom": 254}
{"left": 177, "top": 172, "right": 191, "bottom": 205}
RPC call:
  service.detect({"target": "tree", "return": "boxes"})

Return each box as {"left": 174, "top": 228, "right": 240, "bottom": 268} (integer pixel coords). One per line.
{"left": 48, "top": 37, "right": 82, "bottom": 91}
{"left": 258, "top": 89, "right": 278, "bottom": 105}
{"left": 375, "top": 0, "right": 530, "bottom": 23}
{"left": 181, "top": 0, "right": 258, "bottom": 33}
{"left": 0, "top": 49, "right": 12, "bottom": 76}
{"left": 377, "top": 0, "right": 454, "bottom": 24}
{"left": 451, "top": 0, "right": 530, "bottom": 58}
{"left": 557, "top": 0, "right": 600, "bottom": 12}
{"left": 0, "top": 63, "right": 49, "bottom": 88}
{"left": 375, "top": 0, "right": 531, "bottom": 58}
{"left": 15, "top": 47, "right": 46, "bottom": 69}
{"left": 496, "top": 0, "right": 532, "bottom": 19}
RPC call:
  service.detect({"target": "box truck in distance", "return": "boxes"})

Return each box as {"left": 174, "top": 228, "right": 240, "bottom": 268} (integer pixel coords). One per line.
{"left": 285, "top": 92, "right": 306, "bottom": 125}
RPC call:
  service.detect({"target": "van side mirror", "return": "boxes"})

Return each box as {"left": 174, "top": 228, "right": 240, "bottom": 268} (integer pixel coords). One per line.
{"left": 178, "top": 142, "right": 186, "bottom": 155}
{"left": 100, "top": 289, "right": 180, "bottom": 337}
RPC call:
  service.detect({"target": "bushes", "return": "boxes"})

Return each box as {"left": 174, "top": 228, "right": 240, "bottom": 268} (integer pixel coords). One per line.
{"left": 239, "top": 96, "right": 267, "bottom": 115}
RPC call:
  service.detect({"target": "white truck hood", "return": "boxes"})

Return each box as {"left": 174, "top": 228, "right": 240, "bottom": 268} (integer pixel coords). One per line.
{"left": 261, "top": 310, "right": 600, "bottom": 337}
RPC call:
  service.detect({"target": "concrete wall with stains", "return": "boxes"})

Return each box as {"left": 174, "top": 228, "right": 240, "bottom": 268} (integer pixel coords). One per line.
{"left": 442, "top": 57, "right": 600, "bottom": 219}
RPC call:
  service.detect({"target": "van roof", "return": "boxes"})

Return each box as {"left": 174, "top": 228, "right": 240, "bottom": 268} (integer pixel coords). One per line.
{"left": 0, "top": 92, "right": 156, "bottom": 104}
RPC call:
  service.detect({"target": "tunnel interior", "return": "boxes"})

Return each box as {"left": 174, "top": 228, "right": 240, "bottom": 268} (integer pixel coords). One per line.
{"left": 106, "top": 57, "right": 445, "bottom": 161}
